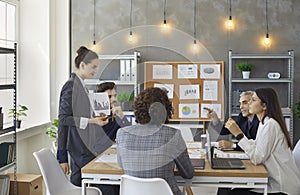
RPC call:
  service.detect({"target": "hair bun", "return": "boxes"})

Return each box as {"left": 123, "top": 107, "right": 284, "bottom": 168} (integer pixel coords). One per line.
{"left": 76, "top": 46, "right": 89, "bottom": 56}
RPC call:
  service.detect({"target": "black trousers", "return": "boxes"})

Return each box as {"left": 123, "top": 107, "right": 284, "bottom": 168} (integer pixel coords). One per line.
{"left": 217, "top": 188, "right": 287, "bottom": 195}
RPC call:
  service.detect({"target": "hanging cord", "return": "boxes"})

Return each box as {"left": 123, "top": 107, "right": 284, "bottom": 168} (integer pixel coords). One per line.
{"left": 93, "top": 0, "right": 96, "bottom": 44}
{"left": 266, "top": 0, "right": 269, "bottom": 34}
{"left": 229, "top": 0, "right": 231, "bottom": 18}
{"left": 194, "top": 0, "right": 196, "bottom": 41}
{"left": 130, "top": 0, "right": 133, "bottom": 33}
{"left": 164, "top": 0, "right": 166, "bottom": 22}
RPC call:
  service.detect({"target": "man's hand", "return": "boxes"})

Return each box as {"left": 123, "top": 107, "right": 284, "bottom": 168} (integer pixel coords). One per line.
{"left": 60, "top": 163, "right": 70, "bottom": 175}
{"left": 111, "top": 106, "right": 124, "bottom": 119}
{"left": 225, "top": 118, "right": 243, "bottom": 137}
{"left": 204, "top": 107, "right": 219, "bottom": 122}
{"left": 218, "top": 140, "right": 234, "bottom": 149}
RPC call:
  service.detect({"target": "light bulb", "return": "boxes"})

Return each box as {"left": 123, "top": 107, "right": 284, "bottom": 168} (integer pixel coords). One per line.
{"left": 193, "top": 40, "right": 197, "bottom": 50}
{"left": 162, "top": 20, "right": 168, "bottom": 31}
{"left": 264, "top": 33, "right": 270, "bottom": 45}
{"left": 128, "top": 31, "right": 133, "bottom": 42}
{"left": 227, "top": 16, "right": 233, "bottom": 28}
{"left": 91, "top": 44, "right": 96, "bottom": 51}
{"left": 191, "top": 40, "right": 199, "bottom": 52}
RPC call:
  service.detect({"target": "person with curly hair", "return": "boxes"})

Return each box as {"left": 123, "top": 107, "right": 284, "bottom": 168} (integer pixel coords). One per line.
{"left": 116, "top": 87, "right": 194, "bottom": 195}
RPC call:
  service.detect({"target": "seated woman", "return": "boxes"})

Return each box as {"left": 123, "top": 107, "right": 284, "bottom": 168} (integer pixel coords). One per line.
{"left": 116, "top": 87, "right": 194, "bottom": 195}
{"left": 225, "top": 88, "right": 300, "bottom": 195}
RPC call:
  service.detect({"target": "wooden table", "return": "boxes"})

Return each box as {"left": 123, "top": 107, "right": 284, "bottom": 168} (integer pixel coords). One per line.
{"left": 82, "top": 148, "right": 268, "bottom": 195}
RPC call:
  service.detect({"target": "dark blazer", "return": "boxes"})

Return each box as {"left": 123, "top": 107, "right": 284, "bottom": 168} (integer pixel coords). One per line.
{"left": 57, "top": 73, "right": 113, "bottom": 167}
{"left": 212, "top": 113, "right": 259, "bottom": 151}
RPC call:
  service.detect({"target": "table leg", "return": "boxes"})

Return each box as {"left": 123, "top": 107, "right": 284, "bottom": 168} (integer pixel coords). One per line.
{"left": 82, "top": 179, "right": 87, "bottom": 195}
{"left": 186, "top": 186, "right": 194, "bottom": 195}
{"left": 263, "top": 185, "right": 268, "bottom": 195}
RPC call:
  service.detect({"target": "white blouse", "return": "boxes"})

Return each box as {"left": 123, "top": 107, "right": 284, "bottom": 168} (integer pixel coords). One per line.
{"left": 239, "top": 117, "right": 300, "bottom": 195}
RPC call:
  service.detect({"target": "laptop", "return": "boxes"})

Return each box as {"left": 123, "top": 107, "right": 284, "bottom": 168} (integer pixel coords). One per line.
{"left": 206, "top": 131, "right": 245, "bottom": 169}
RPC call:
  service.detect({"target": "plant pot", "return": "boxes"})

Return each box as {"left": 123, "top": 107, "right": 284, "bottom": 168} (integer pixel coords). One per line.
{"left": 16, "top": 120, "right": 21, "bottom": 128}
{"left": 242, "top": 71, "right": 251, "bottom": 79}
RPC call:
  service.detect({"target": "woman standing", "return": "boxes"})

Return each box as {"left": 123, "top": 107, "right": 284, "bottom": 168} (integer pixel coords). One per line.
{"left": 57, "top": 46, "right": 112, "bottom": 187}
{"left": 225, "top": 88, "right": 300, "bottom": 195}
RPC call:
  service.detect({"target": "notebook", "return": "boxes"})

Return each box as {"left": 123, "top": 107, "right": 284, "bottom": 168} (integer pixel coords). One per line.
{"left": 206, "top": 131, "right": 245, "bottom": 169}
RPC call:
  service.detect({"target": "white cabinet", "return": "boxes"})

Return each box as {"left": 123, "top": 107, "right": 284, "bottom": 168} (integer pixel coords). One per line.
{"left": 228, "top": 50, "right": 294, "bottom": 142}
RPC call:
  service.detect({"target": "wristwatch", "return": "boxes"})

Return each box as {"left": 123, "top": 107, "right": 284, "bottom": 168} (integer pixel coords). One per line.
{"left": 235, "top": 133, "right": 244, "bottom": 141}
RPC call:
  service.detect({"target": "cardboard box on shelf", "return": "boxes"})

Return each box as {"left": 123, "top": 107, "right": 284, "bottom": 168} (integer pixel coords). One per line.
{"left": 7, "top": 174, "right": 42, "bottom": 195}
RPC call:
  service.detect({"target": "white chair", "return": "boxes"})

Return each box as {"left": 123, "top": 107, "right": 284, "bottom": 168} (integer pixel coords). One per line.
{"left": 120, "top": 174, "right": 173, "bottom": 195}
{"left": 293, "top": 140, "right": 300, "bottom": 172}
{"left": 33, "top": 148, "right": 101, "bottom": 195}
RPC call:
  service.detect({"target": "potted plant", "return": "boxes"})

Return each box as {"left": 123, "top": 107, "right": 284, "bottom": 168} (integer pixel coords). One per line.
{"left": 117, "top": 92, "right": 134, "bottom": 111}
{"left": 46, "top": 119, "right": 59, "bottom": 153}
{"left": 236, "top": 62, "right": 254, "bottom": 79}
{"left": 8, "top": 104, "right": 28, "bottom": 128}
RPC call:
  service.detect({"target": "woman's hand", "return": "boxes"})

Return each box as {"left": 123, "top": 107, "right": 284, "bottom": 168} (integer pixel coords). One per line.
{"left": 225, "top": 118, "right": 243, "bottom": 137}
{"left": 219, "top": 140, "right": 234, "bottom": 149}
{"left": 60, "top": 163, "right": 70, "bottom": 175}
{"left": 89, "top": 114, "right": 109, "bottom": 126}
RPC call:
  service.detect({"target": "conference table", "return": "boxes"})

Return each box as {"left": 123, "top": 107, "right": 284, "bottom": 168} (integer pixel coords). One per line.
{"left": 81, "top": 147, "right": 268, "bottom": 195}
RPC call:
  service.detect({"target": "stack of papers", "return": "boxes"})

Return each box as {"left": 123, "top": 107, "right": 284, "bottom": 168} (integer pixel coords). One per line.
{"left": 96, "top": 154, "right": 117, "bottom": 163}
{"left": 214, "top": 148, "right": 250, "bottom": 159}
{"left": 186, "top": 142, "right": 201, "bottom": 149}
{"left": 188, "top": 149, "right": 206, "bottom": 159}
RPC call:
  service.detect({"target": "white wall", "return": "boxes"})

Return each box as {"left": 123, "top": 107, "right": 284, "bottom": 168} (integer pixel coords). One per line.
{"left": 50, "top": 0, "right": 70, "bottom": 120}
{"left": 18, "top": 0, "right": 50, "bottom": 126}
{"left": 7, "top": 0, "right": 69, "bottom": 177}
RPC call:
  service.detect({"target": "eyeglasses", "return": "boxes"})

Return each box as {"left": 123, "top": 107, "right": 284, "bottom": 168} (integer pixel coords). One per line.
{"left": 108, "top": 94, "right": 117, "bottom": 98}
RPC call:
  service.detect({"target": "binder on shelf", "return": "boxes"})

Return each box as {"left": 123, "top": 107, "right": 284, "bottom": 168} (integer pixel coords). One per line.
{"left": 120, "top": 60, "right": 126, "bottom": 81}
{"left": 285, "top": 117, "right": 290, "bottom": 132}
{"left": 0, "top": 175, "right": 10, "bottom": 195}
{"left": 0, "top": 142, "right": 15, "bottom": 167}
{"left": 130, "top": 59, "right": 136, "bottom": 82}
{"left": 125, "top": 60, "right": 131, "bottom": 81}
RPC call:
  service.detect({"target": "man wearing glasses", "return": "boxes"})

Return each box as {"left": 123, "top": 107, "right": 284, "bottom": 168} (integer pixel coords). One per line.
{"left": 206, "top": 91, "right": 259, "bottom": 151}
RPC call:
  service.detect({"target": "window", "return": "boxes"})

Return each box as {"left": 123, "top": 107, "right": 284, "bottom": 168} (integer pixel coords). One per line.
{"left": 0, "top": 0, "right": 18, "bottom": 127}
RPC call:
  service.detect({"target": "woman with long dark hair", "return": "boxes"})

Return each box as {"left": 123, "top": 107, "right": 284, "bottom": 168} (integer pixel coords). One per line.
{"left": 225, "top": 88, "right": 300, "bottom": 195}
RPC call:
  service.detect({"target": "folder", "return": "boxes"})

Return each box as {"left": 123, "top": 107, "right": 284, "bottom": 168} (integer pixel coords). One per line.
{"left": 0, "top": 142, "right": 15, "bottom": 167}
{"left": 130, "top": 59, "right": 136, "bottom": 82}
{"left": 120, "top": 60, "right": 126, "bottom": 81}
{"left": 285, "top": 117, "right": 290, "bottom": 132}
{"left": 125, "top": 60, "right": 131, "bottom": 81}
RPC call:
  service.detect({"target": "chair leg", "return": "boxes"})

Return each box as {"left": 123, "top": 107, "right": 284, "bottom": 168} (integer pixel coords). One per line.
{"left": 186, "top": 185, "right": 194, "bottom": 195}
